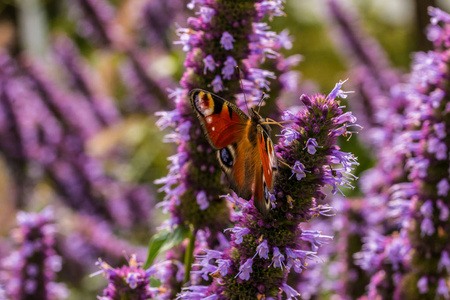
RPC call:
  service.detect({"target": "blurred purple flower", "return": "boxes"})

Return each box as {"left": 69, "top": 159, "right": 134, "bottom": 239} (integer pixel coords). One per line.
{"left": 95, "top": 254, "right": 157, "bottom": 299}
{"left": 1, "top": 207, "right": 68, "bottom": 300}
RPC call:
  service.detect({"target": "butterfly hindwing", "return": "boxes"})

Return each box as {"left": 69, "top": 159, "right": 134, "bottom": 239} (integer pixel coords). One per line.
{"left": 254, "top": 125, "right": 278, "bottom": 214}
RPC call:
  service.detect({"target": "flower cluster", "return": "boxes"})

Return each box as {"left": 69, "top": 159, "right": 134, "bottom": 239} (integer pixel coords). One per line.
{"left": 95, "top": 254, "right": 157, "bottom": 300}
{"left": 355, "top": 7, "right": 450, "bottom": 299}
{"left": 392, "top": 8, "right": 450, "bottom": 298}
{"left": 0, "top": 207, "right": 68, "bottom": 300}
{"left": 0, "top": 52, "right": 154, "bottom": 227}
{"left": 180, "top": 81, "right": 359, "bottom": 299}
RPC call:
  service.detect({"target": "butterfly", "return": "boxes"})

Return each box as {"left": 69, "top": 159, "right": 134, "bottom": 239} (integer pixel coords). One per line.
{"left": 189, "top": 89, "right": 278, "bottom": 215}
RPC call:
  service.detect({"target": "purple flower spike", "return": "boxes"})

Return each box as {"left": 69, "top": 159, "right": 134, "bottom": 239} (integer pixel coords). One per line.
{"left": 356, "top": 10, "right": 450, "bottom": 300}
{"left": 1, "top": 207, "right": 68, "bottom": 300}
{"left": 177, "top": 84, "right": 358, "bottom": 298}
{"left": 95, "top": 254, "right": 157, "bottom": 299}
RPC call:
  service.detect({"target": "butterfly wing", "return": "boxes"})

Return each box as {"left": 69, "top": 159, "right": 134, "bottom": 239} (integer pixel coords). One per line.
{"left": 253, "top": 125, "right": 278, "bottom": 214}
{"left": 190, "top": 89, "right": 253, "bottom": 199}
{"left": 190, "top": 89, "right": 249, "bottom": 149}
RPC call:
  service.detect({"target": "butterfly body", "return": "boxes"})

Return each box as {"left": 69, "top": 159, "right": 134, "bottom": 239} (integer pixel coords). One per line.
{"left": 190, "top": 89, "right": 278, "bottom": 214}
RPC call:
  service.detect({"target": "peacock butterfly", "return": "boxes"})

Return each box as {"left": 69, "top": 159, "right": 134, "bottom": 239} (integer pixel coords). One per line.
{"left": 189, "top": 89, "right": 278, "bottom": 214}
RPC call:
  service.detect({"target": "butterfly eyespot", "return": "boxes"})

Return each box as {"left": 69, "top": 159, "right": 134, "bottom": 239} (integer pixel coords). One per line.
{"left": 219, "top": 147, "right": 233, "bottom": 168}
{"left": 195, "top": 93, "right": 214, "bottom": 117}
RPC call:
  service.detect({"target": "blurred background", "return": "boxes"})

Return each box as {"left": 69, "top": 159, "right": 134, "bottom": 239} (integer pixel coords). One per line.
{"left": 0, "top": 0, "right": 449, "bottom": 298}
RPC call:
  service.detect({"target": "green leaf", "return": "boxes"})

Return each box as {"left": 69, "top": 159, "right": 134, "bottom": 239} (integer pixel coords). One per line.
{"left": 183, "top": 228, "right": 196, "bottom": 284}
{"left": 149, "top": 278, "right": 161, "bottom": 287}
{"left": 144, "top": 225, "right": 189, "bottom": 269}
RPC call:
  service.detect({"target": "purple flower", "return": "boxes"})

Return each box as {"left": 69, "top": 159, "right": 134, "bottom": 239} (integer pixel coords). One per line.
{"left": 437, "top": 278, "right": 450, "bottom": 299}
{"left": 196, "top": 190, "right": 209, "bottom": 210}
{"left": 428, "top": 137, "right": 447, "bottom": 160}
{"left": 220, "top": 32, "right": 235, "bottom": 50}
{"left": 420, "top": 200, "right": 433, "bottom": 217}
{"left": 437, "top": 179, "right": 449, "bottom": 196}
{"left": 434, "top": 122, "right": 446, "bottom": 139}
{"left": 418, "top": 276, "right": 429, "bottom": 293}
{"left": 203, "top": 55, "right": 216, "bottom": 74}
{"left": 310, "top": 204, "right": 336, "bottom": 217}
{"left": 439, "top": 251, "right": 450, "bottom": 273}
{"left": 437, "top": 199, "right": 449, "bottom": 221}
{"left": 327, "top": 79, "right": 353, "bottom": 100}
{"left": 254, "top": 240, "right": 269, "bottom": 259}
{"left": 197, "top": 6, "right": 215, "bottom": 23}
{"left": 428, "top": 7, "right": 450, "bottom": 47}
{"left": 178, "top": 285, "right": 209, "bottom": 299}
{"left": 300, "top": 230, "right": 333, "bottom": 252}
{"left": 420, "top": 217, "right": 435, "bottom": 236}
{"left": 210, "top": 75, "right": 224, "bottom": 92}
{"left": 303, "top": 138, "right": 321, "bottom": 155}
{"left": 175, "top": 27, "right": 200, "bottom": 52}
{"left": 281, "top": 283, "right": 301, "bottom": 300}
{"left": 236, "top": 258, "right": 253, "bottom": 281}
{"left": 335, "top": 111, "right": 357, "bottom": 125}
{"left": 222, "top": 56, "right": 237, "bottom": 80}
{"left": 270, "top": 247, "right": 286, "bottom": 270}
{"left": 279, "top": 128, "right": 300, "bottom": 146}
{"left": 224, "top": 227, "right": 250, "bottom": 244}
{"left": 217, "top": 259, "right": 232, "bottom": 276}
{"left": 290, "top": 161, "right": 307, "bottom": 180}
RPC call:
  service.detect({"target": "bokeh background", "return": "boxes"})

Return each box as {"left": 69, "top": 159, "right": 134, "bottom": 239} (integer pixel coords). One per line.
{"left": 0, "top": 0, "right": 449, "bottom": 299}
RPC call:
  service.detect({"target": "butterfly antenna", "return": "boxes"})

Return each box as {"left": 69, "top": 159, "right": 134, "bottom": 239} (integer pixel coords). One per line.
{"left": 236, "top": 66, "right": 250, "bottom": 115}
{"left": 256, "top": 92, "right": 265, "bottom": 113}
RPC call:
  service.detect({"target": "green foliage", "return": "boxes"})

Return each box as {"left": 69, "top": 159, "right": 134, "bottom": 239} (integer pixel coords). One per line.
{"left": 144, "top": 225, "right": 190, "bottom": 269}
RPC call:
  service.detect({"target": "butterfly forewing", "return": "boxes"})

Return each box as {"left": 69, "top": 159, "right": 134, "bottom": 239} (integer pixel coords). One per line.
{"left": 190, "top": 89, "right": 249, "bottom": 149}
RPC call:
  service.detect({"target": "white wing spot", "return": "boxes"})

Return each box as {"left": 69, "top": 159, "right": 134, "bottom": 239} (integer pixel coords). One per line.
{"left": 206, "top": 117, "right": 213, "bottom": 124}
{"left": 212, "top": 127, "right": 215, "bottom": 131}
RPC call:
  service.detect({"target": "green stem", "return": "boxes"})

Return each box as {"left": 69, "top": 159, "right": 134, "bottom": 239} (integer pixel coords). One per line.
{"left": 184, "top": 226, "right": 196, "bottom": 284}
